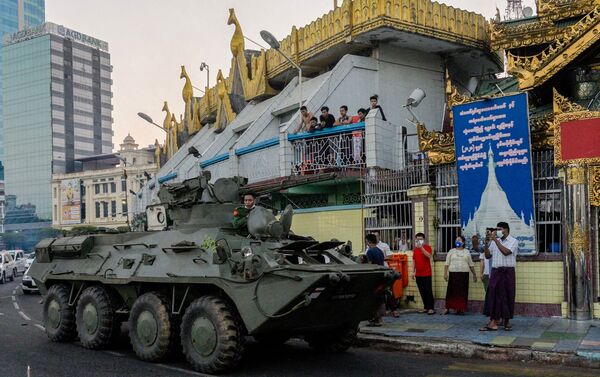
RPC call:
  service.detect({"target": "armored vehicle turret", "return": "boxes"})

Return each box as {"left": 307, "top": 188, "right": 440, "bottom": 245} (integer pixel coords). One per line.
{"left": 30, "top": 172, "right": 397, "bottom": 374}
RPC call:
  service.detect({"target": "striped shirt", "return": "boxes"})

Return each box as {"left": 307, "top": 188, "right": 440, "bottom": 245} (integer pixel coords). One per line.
{"left": 488, "top": 235, "right": 518, "bottom": 268}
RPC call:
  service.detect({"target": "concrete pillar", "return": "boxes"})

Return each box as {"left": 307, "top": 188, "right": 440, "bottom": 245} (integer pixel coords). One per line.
{"left": 407, "top": 184, "right": 437, "bottom": 250}
{"left": 563, "top": 165, "right": 593, "bottom": 320}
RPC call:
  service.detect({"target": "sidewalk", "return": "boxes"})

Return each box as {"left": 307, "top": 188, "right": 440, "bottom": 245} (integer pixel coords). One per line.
{"left": 358, "top": 310, "right": 600, "bottom": 368}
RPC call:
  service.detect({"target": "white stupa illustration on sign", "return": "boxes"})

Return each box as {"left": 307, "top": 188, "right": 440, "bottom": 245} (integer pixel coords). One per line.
{"left": 462, "top": 146, "right": 535, "bottom": 253}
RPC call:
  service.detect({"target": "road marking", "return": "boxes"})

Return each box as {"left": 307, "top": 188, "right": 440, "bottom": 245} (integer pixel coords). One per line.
{"left": 12, "top": 289, "right": 16, "bottom": 294}
{"left": 448, "top": 362, "right": 599, "bottom": 377}
{"left": 34, "top": 324, "right": 45, "bottom": 331}
{"left": 13, "top": 302, "right": 19, "bottom": 310}
{"left": 155, "top": 363, "right": 215, "bottom": 376}
{"left": 0, "top": 313, "right": 4, "bottom": 316}
{"left": 12, "top": 295, "right": 16, "bottom": 301}
{"left": 104, "top": 351, "right": 124, "bottom": 357}
{"left": 18, "top": 311, "right": 31, "bottom": 321}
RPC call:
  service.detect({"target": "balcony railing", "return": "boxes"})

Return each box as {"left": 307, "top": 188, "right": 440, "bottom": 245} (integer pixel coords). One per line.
{"left": 289, "top": 123, "right": 366, "bottom": 175}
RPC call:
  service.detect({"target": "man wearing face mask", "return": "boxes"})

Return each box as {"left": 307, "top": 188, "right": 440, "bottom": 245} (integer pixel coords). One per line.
{"left": 411, "top": 233, "right": 435, "bottom": 315}
{"left": 480, "top": 222, "right": 519, "bottom": 332}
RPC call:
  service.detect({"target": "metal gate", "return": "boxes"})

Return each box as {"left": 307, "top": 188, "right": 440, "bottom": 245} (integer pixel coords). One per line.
{"left": 363, "top": 159, "right": 430, "bottom": 251}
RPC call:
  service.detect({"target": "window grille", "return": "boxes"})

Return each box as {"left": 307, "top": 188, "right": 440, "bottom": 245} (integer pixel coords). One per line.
{"left": 532, "top": 150, "right": 562, "bottom": 253}
{"left": 363, "top": 159, "right": 430, "bottom": 251}
{"left": 434, "top": 163, "right": 461, "bottom": 254}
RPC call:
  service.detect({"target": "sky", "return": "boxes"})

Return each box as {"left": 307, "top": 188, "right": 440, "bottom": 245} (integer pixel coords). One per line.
{"left": 46, "top": 0, "right": 536, "bottom": 150}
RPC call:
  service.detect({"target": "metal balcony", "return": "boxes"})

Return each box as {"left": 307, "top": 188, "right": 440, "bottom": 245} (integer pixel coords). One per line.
{"left": 288, "top": 123, "right": 366, "bottom": 175}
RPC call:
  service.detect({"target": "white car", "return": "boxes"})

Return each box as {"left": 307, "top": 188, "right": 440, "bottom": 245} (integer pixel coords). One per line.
{"left": 24, "top": 254, "right": 35, "bottom": 270}
{"left": 21, "top": 265, "right": 39, "bottom": 294}
{"left": 0, "top": 251, "right": 17, "bottom": 284}
{"left": 8, "top": 250, "right": 27, "bottom": 276}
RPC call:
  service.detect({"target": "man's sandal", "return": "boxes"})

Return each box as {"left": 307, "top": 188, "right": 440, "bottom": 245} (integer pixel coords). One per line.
{"left": 479, "top": 326, "right": 498, "bottom": 331}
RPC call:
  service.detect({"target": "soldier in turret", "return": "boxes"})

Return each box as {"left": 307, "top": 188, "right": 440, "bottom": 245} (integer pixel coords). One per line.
{"left": 232, "top": 193, "right": 257, "bottom": 230}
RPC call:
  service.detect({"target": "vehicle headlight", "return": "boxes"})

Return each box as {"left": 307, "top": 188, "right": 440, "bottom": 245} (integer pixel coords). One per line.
{"left": 241, "top": 246, "right": 253, "bottom": 258}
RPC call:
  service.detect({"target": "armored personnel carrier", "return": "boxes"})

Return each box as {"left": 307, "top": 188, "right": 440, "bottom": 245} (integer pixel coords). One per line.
{"left": 29, "top": 172, "right": 397, "bottom": 374}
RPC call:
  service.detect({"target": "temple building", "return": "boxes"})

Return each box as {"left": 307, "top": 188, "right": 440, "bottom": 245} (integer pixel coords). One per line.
{"left": 134, "top": 0, "right": 600, "bottom": 319}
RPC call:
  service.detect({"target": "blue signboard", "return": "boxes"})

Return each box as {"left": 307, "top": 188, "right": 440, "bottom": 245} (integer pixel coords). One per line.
{"left": 452, "top": 93, "right": 536, "bottom": 255}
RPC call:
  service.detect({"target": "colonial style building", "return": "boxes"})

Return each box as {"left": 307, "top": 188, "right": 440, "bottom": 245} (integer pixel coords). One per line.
{"left": 52, "top": 135, "right": 156, "bottom": 230}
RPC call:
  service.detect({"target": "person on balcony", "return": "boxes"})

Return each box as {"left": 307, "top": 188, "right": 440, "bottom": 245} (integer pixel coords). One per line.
{"left": 319, "top": 106, "right": 336, "bottom": 129}
{"left": 367, "top": 94, "right": 387, "bottom": 121}
{"left": 354, "top": 108, "right": 368, "bottom": 124}
{"left": 335, "top": 105, "right": 351, "bottom": 125}
{"left": 295, "top": 106, "right": 314, "bottom": 133}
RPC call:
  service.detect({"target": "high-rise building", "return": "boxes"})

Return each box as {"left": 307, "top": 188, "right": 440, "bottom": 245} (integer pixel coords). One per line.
{"left": 0, "top": 0, "right": 45, "bottom": 159}
{"left": 2, "top": 22, "right": 113, "bottom": 230}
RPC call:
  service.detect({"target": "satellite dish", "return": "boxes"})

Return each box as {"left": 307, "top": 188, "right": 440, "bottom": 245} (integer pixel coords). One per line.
{"left": 522, "top": 7, "right": 534, "bottom": 18}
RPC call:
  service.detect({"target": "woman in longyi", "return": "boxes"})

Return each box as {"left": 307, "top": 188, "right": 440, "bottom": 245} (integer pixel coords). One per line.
{"left": 443, "top": 235, "right": 477, "bottom": 315}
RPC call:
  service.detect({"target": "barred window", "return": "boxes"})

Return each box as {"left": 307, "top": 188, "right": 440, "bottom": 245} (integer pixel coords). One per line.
{"left": 532, "top": 150, "right": 562, "bottom": 253}
{"left": 434, "top": 163, "right": 461, "bottom": 254}
{"left": 364, "top": 159, "right": 429, "bottom": 251}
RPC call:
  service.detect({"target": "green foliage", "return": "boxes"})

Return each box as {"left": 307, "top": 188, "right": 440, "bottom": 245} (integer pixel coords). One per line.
{"left": 65, "top": 225, "right": 100, "bottom": 237}
{"left": 0, "top": 227, "right": 62, "bottom": 251}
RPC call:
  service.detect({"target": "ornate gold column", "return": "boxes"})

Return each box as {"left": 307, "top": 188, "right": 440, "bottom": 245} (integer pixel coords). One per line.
{"left": 563, "top": 166, "right": 593, "bottom": 320}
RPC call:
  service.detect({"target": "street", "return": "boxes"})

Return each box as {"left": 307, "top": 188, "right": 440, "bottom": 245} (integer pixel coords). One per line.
{"left": 0, "top": 277, "right": 596, "bottom": 377}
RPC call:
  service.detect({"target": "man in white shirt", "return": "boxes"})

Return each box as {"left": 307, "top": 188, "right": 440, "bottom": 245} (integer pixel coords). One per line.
{"left": 365, "top": 231, "right": 391, "bottom": 256}
{"left": 480, "top": 222, "right": 518, "bottom": 332}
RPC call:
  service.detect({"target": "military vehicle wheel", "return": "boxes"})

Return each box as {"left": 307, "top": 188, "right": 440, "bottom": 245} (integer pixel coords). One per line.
{"left": 180, "top": 296, "right": 244, "bottom": 374}
{"left": 44, "top": 284, "right": 77, "bottom": 342}
{"left": 253, "top": 334, "right": 291, "bottom": 346}
{"left": 305, "top": 325, "right": 358, "bottom": 352}
{"left": 129, "top": 292, "right": 176, "bottom": 362}
{"left": 76, "top": 286, "right": 121, "bottom": 349}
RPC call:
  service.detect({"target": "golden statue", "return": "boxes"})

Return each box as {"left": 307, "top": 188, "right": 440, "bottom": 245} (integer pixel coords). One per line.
{"left": 180, "top": 65, "right": 194, "bottom": 104}
{"left": 162, "top": 101, "right": 173, "bottom": 159}
{"left": 227, "top": 8, "right": 245, "bottom": 57}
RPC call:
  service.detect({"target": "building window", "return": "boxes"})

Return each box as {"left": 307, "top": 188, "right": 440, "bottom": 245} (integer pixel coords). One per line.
{"left": 122, "top": 200, "right": 128, "bottom": 217}
{"left": 434, "top": 163, "right": 461, "bottom": 254}
{"left": 95, "top": 184, "right": 100, "bottom": 194}
{"left": 95, "top": 202, "right": 101, "bottom": 218}
{"left": 102, "top": 202, "right": 108, "bottom": 218}
{"left": 111, "top": 200, "right": 116, "bottom": 217}
{"left": 103, "top": 183, "right": 108, "bottom": 193}
{"left": 121, "top": 179, "right": 126, "bottom": 192}
{"left": 533, "top": 150, "right": 562, "bottom": 253}
{"left": 132, "top": 157, "right": 137, "bottom": 165}
{"left": 54, "top": 205, "right": 58, "bottom": 221}
{"left": 53, "top": 187, "right": 57, "bottom": 198}
{"left": 110, "top": 182, "right": 116, "bottom": 193}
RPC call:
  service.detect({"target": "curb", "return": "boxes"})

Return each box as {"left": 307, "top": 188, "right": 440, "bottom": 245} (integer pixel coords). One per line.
{"left": 356, "top": 332, "right": 600, "bottom": 369}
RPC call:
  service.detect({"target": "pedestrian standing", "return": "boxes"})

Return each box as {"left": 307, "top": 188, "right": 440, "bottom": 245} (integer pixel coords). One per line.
{"left": 411, "top": 232, "right": 435, "bottom": 315}
{"left": 365, "top": 234, "right": 385, "bottom": 326}
{"left": 443, "top": 235, "right": 477, "bottom": 315}
{"left": 480, "top": 222, "right": 518, "bottom": 331}
{"left": 472, "top": 235, "right": 491, "bottom": 291}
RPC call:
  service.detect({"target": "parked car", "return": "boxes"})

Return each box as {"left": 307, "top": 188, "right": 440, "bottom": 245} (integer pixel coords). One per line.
{"left": 8, "top": 250, "right": 27, "bottom": 276}
{"left": 0, "top": 251, "right": 17, "bottom": 284}
{"left": 21, "top": 263, "right": 39, "bottom": 294}
{"left": 24, "top": 253, "right": 35, "bottom": 270}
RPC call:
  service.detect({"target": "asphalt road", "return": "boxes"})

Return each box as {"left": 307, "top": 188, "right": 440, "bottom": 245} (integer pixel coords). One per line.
{"left": 0, "top": 277, "right": 597, "bottom": 377}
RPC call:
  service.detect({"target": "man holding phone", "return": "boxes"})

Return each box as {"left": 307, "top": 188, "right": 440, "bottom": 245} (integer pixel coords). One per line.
{"left": 480, "top": 222, "right": 518, "bottom": 331}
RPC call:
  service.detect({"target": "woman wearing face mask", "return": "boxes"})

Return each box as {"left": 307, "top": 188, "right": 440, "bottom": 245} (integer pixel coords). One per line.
{"left": 442, "top": 235, "right": 477, "bottom": 315}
